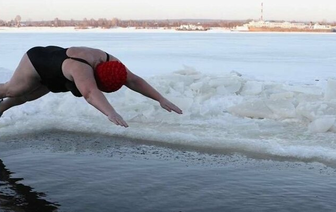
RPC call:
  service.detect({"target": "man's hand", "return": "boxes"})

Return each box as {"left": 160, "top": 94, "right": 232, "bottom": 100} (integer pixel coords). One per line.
{"left": 159, "top": 98, "right": 183, "bottom": 114}
{"left": 108, "top": 112, "right": 129, "bottom": 128}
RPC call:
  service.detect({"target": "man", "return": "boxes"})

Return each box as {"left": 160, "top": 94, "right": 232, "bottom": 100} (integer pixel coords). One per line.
{"left": 0, "top": 46, "right": 182, "bottom": 127}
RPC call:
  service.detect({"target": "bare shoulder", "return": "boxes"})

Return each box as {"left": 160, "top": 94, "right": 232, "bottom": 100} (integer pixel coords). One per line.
{"left": 70, "top": 46, "right": 120, "bottom": 62}
{"left": 68, "top": 46, "right": 104, "bottom": 57}
{"left": 70, "top": 65, "right": 96, "bottom": 87}
{"left": 62, "top": 58, "right": 94, "bottom": 81}
{"left": 107, "top": 53, "right": 119, "bottom": 62}
{"left": 70, "top": 65, "right": 99, "bottom": 96}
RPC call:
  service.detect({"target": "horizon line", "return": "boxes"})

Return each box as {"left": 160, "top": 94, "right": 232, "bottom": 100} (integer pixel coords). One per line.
{"left": 2, "top": 18, "right": 335, "bottom": 24}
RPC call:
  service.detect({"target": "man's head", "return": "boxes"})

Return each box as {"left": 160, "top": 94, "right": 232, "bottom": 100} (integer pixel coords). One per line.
{"left": 94, "top": 61, "right": 127, "bottom": 92}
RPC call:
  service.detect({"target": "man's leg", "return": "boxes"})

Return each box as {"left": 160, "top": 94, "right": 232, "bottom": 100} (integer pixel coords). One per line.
{"left": 0, "top": 54, "right": 40, "bottom": 99}
{"left": 0, "top": 85, "right": 49, "bottom": 117}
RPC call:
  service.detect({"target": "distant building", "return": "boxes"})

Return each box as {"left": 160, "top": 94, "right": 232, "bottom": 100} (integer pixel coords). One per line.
{"left": 233, "top": 20, "right": 335, "bottom": 32}
{"left": 313, "top": 23, "right": 332, "bottom": 30}
{"left": 232, "top": 2, "right": 336, "bottom": 33}
{"left": 176, "top": 24, "right": 208, "bottom": 31}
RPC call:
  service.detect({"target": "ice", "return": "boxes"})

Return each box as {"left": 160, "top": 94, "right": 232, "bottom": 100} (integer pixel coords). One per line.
{"left": 240, "top": 81, "right": 264, "bottom": 95}
{"left": 308, "top": 117, "right": 336, "bottom": 133}
{"left": 270, "top": 92, "right": 294, "bottom": 101}
{"left": 2, "top": 66, "right": 334, "bottom": 131}
{"left": 296, "top": 102, "right": 336, "bottom": 122}
{"left": 266, "top": 99, "right": 296, "bottom": 118}
{"left": 2, "top": 64, "right": 336, "bottom": 162}
{"left": 325, "top": 79, "right": 336, "bottom": 100}
{"left": 228, "top": 100, "right": 274, "bottom": 119}
{"left": 1, "top": 32, "right": 336, "bottom": 162}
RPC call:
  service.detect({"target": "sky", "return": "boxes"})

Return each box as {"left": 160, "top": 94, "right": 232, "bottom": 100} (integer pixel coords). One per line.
{"left": 0, "top": 0, "right": 336, "bottom": 22}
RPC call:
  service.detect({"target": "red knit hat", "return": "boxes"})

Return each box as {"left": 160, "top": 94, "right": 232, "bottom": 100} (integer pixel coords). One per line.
{"left": 95, "top": 61, "right": 127, "bottom": 92}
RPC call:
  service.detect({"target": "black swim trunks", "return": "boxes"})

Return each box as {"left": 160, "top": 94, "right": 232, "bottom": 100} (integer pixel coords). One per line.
{"left": 27, "top": 46, "right": 109, "bottom": 97}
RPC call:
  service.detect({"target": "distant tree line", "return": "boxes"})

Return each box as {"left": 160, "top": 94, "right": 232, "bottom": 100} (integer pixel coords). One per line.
{"left": 0, "top": 16, "right": 251, "bottom": 29}
{"left": 1, "top": 16, "right": 335, "bottom": 28}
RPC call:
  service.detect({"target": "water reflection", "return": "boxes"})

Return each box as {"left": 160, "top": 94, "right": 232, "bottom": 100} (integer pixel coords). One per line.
{"left": 0, "top": 159, "right": 59, "bottom": 212}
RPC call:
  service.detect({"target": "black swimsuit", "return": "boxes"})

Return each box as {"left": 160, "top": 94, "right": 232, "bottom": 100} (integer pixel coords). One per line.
{"left": 27, "top": 46, "right": 109, "bottom": 97}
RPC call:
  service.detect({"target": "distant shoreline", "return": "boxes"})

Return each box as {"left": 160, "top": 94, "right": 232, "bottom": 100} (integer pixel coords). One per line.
{"left": 0, "top": 26, "right": 335, "bottom": 34}
{"left": 0, "top": 26, "right": 212, "bottom": 33}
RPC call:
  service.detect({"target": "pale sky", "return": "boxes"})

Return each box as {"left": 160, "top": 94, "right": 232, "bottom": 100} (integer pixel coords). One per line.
{"left": 1, "top": 0, "right": 335, "bottom": 22}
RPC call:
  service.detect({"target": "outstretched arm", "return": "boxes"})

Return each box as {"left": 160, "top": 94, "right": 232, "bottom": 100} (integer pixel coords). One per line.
{"left": 71, "top": 66, "right": 128, "bottom": 128}
{"left": 125, "top": 70, "right": 183, "bottom": 114}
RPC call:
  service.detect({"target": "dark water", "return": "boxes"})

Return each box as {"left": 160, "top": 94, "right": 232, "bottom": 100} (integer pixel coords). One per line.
{"left": 1, "top": 131, "right": 336, "bottom": 212}
{"left": 0, "top": 159, "right": 58, "bottom": 212}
